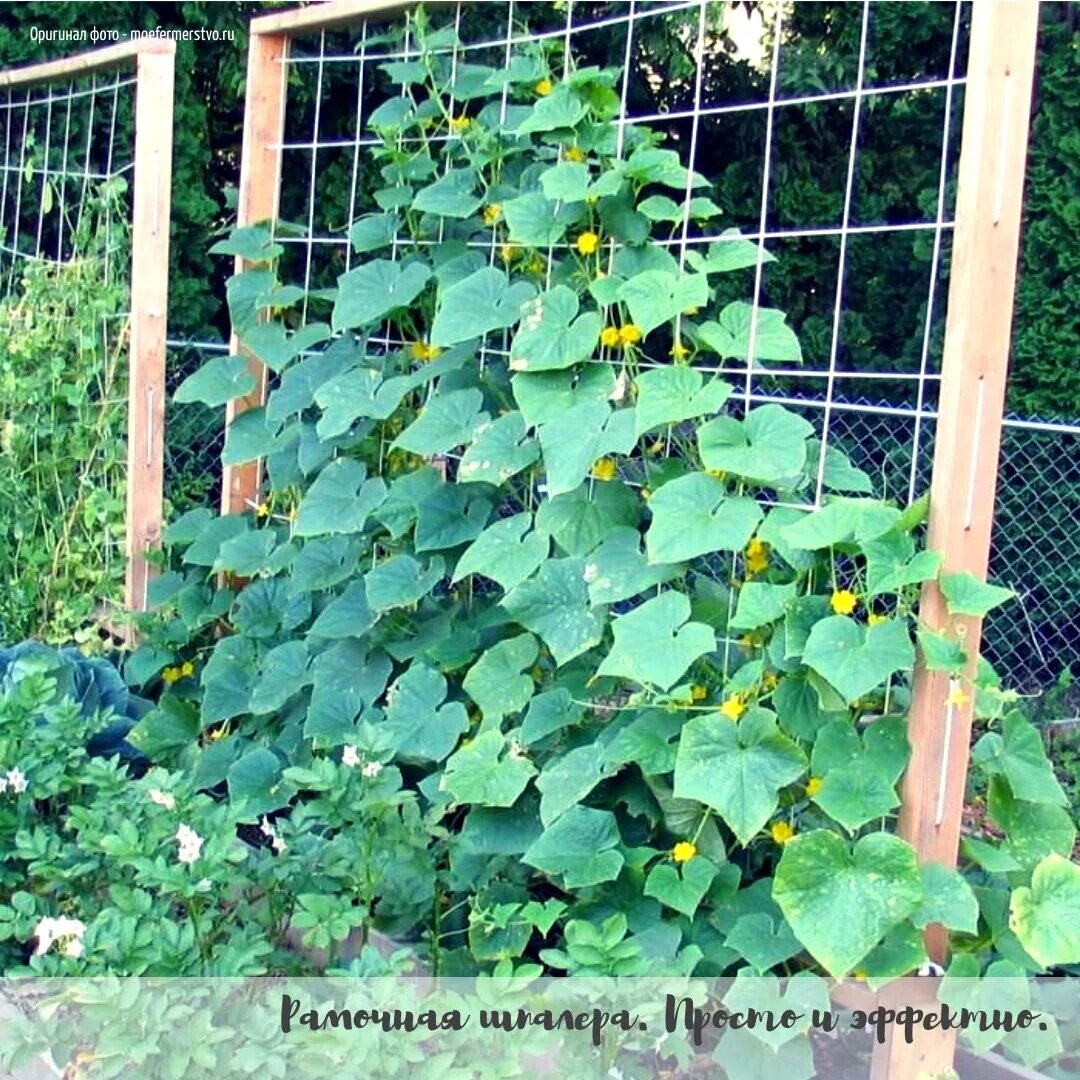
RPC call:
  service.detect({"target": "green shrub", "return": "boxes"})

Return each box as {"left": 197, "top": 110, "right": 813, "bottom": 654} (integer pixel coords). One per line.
{"left": 0, "top": 182, "right": 129, "bottom": 644}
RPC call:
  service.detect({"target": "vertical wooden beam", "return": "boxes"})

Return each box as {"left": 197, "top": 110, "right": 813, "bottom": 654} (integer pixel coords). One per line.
{"left": 872, "top": 1, "right": 1039, "bottom": 1076}
{"left": 221, "top": 30, "right": 289, "bottom": 516}
{"left": 125, "top": 42, "right": 175, "bottom": 613}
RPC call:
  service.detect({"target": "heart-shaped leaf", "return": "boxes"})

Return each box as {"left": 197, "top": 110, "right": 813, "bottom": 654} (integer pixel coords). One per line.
{"left": 597, "top": 591, "right": 715, "bottom": 691}
{"left": 802, "top": 616, "right": 915, "bottom": 705}
{"left": 674, "top": 708, "right": 806, "bottom": 844}
{"left": 772, "top": 830, "right": 923, "bottom": 976}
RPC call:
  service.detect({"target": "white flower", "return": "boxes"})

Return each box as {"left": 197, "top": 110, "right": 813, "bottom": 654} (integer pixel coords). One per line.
{"left": 361, "top": 761, "right": 383, "bottom": 779}
{"left": 6, "top": 767, "right": 27, "bottom": 794}
{"left": 342, "top": 745, "right": 360, "bottom": 769}
{"left": 175, "top": 824, "right": 203, "bottom": 865}
{"left": 148, "top": 788, "right": 176, "bottom": 811}
{"left": 33, "top": 916, "right": 86, "bottom": 958}
{"left": 259, "top": 816, "right": 275, "bottom": 838}
{"left": 0, "top": 776, "right": 7, "bottom": 794}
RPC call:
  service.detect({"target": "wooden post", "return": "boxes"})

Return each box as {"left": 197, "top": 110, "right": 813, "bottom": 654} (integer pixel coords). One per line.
{"left": 872, "top": 1, "right": 1039, "bottom": 1076}
{"left": 221, "top": 29, "right": 289, "bottom": 516}
{"left": 125, "top": 41, "right": 176, "bottom": 612}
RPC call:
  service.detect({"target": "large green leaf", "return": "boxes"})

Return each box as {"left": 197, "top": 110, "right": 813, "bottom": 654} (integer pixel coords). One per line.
{"left": 457, "top": 411, "right": 539, "bottom": 484}
{"left": 644, "top": 857, "right": 720, "bottom": 918}
{"left": 674, "top": 708, "right": 806, "bottom": 845}
{"left": 699, "top": 405, "right": 814, "bottom": 486}
{"left": 940, "top": 571, "right": 1014, "bottom": 617}
{"left": 617, "top": 270, "right": 709, "bottom": 335}
{"left": 539, "top": 161, "right": 591, "bottom": 202}
{"left": 973, "top": 712, "right": 1067, "bottom": 806}
{"left": 502, "top": 558, "right": 605, "bottom": 667}
{"left": 228, "top": 747, "right": 293, "bottom": 820}
{"left": 538, "top": 402, "right": 635, "bottom": 495}
{"left": 808, "top": 718, "right": 907, "bottom": 831}
{"left": 724, "top": 912, "right": 802, "bottom": 973}
{"left": 988, "top": 777, "right": 1076, "bottom": 871}
{"left": 174, "top": 354, "right": 256, "bottom": 407}
{"left": 314, "top": 367, "right": 409, "bottom": 439}
{"left": 517, "top": 86, "right": 587, "bottom": 134}
{"left": 382, "top": 662, "right": 468, "bottom": 762}
{"left": 294, "top": 459, "right": 387, "bottom": 537}
{"left": 597, "top": 591, "right": 715, "bottom": 691}
{"left": 411, "top": 168, "right": 483, "bottom": 218}
{"left": 812, "top": 765, "right": 900, "bottom": 833}
{"left": 583, "top": 527, "right": 683, "bottom": 605}
{"left": 537, "top": 744, "right": 617, "bottom": 826}
{"left": 332, "top": 259, "right": 432, "bottom": 331}
{"left": 913, "top": 864, "right": 979, "bottom": 934}
{"left": 521, "top": 689, "right": 585, "bottom": 745}
{"left": 508, "top": 287, "right": 603, "bottom": 373}
{"left": 453, "top": 513, "right": 549, "bottom": 591}
{"left": 502, "top": 191, "right": 568, "bottom": 246}
{"left": 392, "top": 388, "right": 488, "bottom": 455}
{"left": 463, "top": 634, "right": 538, "bottom": 719}
{"left": 1009, "top": 854, "right": 1080, "bottom": 968}
{"left": 239, "top": 321, "right": 330, "bottom": 373}
{"left": 349, "top": 212, "right": 401, "bottom": 253}
{"left": 634, "top": 367, "right": 732, "bottom": 438}
{"left": 730, "top": 582, "right": 799, "bottom": 632}
{"left": 781, "top": 498, "right": 899, "bottom": 551}
{"left": 305, "top": 642, "right": 390, "bottom": 745}
{"left": 248, "top": 640, "right": 311, "bottom": 715}
{"left": 513, "top": 365, "right": 614, "bottom": 427}
{"left": 430, "top": 267, "right": 536, "bottom": 347}
{"left": 441, "top": 731, "right": 537, "bottom": 807}
{"left": 414, "top": 485, "right": 492, "bottom": 552}
{"left": 802, "top": 616, "right": 915, "bottom": 705}
{"left": 535, "top": 481, "right": 639, "bottom": 556}
{"left": 522, "top": 805, "right": 624, "bottom": 888}
{"left": 290, "top": 536, "right": 361, "bottom": 593}
{"left": 645, "top": 473, "right": 763, "bottom": 563}
{"left": 200, "top": 637, "right": 256, "bottom": 727}
{"left": 696, "top": 302, "right": 802, "bottom": 364}
{"left": 772, "top": 830, "right": 923, "bottom": 976}
{"left": 684, "top": 230, "right": 774, "bottom": 275}
{"left": 364, "top": 554, "right": 444, "bottom": 611}
{"left": 601, "top": 711, "right": 679, "bottom": 776}
{"left": 863, "top": 533, "right": 942, "bottom": 596}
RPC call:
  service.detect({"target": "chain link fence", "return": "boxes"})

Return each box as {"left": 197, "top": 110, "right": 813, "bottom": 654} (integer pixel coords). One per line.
{"left": 164, "top": 340, "right": 226, "bottom": 517}
{"left": 826, "top": 402, "right": 1080, "bottom": 714}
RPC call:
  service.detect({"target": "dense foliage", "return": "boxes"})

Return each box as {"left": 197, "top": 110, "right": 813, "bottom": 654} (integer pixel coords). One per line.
{"left": 1, "top": 3, "right": 1077, "bottom": 421}
{"left": 0, "top": 181, "right": 130, "bottom": 643}
{"left": 73, "top": 9, "right": 1073, "bottom": 993}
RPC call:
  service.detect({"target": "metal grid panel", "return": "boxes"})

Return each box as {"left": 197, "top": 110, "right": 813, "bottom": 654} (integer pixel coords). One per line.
{"left": 224, "top": 1, "right": 1077, "bottom": 704}
{"left": 0, "top": 63, "right": 137, "bottom": 636}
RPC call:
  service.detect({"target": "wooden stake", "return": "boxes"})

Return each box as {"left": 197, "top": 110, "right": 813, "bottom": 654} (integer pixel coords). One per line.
{"left": 221, "top": 29, "right": 289, "bottom": 516}
{"left": 125, "top": 42, "right": 175, "bottom": 614}
{"left": 872, "top": 1, "right": 1039, "bottom": 1074}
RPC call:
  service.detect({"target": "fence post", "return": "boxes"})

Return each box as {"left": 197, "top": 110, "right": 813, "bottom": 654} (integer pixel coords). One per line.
{"left": 221, "top": 28, "right": 289, "bottom": 516}
{"left": 871, "top": 1, "right": 1039, "bottom": 1076}
{"left": 126, "top": 40, "right": 175, "bottom": 614}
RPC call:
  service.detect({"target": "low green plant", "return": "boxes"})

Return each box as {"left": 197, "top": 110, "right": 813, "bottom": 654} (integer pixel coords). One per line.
{"left": 0, "top": 179, "right": 129, "bottom": 644}
{"left": 96, "top": 5, "right": 1080, "bottom": 986}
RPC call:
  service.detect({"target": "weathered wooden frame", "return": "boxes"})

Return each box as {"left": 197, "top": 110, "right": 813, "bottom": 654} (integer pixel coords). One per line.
{"left": 0, "top": 38, "right": 176, "bottom": 618}
{"left": 226, "top": 3, "right": 1041, "bottom": 1074}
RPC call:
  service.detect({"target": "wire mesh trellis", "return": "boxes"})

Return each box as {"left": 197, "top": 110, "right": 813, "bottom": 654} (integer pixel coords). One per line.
{"left": 216, "top": 1, "right": 1075, "bottom": 707}
{"left": 0, "top": 40, "right": 174, "bottom": 634}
